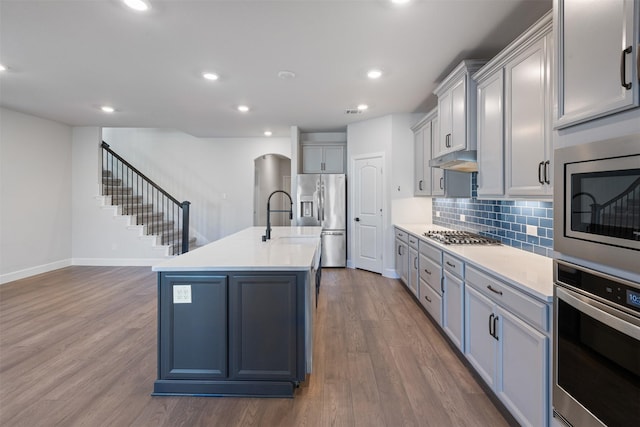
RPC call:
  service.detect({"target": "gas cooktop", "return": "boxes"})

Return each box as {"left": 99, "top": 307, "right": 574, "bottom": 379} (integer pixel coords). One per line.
{"left": 424, "top": 230, "right": 502, "bottom": 246}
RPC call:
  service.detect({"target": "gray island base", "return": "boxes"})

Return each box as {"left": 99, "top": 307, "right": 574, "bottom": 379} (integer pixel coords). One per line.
{"left": 151, "top": 227, "right": 322, "bottom": 397}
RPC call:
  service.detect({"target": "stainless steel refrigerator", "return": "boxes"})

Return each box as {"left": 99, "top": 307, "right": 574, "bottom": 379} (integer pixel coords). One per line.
{"left": 296, "top": 174, "right": 346, "bottom": 267}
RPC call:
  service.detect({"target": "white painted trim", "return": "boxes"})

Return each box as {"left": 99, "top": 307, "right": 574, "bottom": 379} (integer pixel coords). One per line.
{"left": 72, "top": 258, "right": 168, "bottom": 267}
{"left": 383, "top": 268, "right": 400, "bottom": 279}
{"left": 0, "top": 259, "right": 72, "bottom": 285}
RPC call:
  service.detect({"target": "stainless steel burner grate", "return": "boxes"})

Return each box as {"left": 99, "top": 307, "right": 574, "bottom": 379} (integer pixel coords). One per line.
{"left": 424, "top": 230, "right": 501, "bottom": 245}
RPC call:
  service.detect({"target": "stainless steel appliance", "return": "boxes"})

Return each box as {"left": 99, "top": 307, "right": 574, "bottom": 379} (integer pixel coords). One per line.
{"left": 423, "top": 230, "right": 501, "bottom": 245}
{"left": 554, "top": 134, "right": 640, "bottom": 274}
{"left": 553, "top": 260, "right": 640, "bottom": 427}
{"left": 296, "top": 174, "right": 346, "bottom": 267}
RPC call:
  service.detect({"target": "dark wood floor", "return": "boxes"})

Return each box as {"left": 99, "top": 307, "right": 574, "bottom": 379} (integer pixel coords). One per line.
{"left": 0, "top": 266, "right": 513, "bottom": 426}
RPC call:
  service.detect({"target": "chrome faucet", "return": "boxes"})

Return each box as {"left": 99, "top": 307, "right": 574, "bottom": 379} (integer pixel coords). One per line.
{"left": 262, "top": 190, "right": 293, "bottom": 241}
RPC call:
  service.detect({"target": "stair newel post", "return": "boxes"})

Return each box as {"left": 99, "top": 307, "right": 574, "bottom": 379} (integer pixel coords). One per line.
{"left": 181, "top": 201, "right": 191, "bottom": 254}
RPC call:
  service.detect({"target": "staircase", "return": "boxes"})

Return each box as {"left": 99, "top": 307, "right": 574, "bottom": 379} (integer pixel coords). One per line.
{"left": 100, "top": 142, "right": 195, "bottom": 256}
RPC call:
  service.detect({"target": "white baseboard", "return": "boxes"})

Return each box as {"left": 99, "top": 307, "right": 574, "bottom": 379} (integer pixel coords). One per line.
{"left": 0, "top": 259, "right": 72, "bottom": 285}
{"left": 383, "top": 268, "right": 399, "bottom": 279}
{"left": 72, "top": 258, "right": 167, "bottom": 267}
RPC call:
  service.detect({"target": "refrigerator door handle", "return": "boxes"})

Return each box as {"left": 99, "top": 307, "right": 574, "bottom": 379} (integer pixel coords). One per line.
{"left": 321, "top": 186, "right": 325, "bottom": 222}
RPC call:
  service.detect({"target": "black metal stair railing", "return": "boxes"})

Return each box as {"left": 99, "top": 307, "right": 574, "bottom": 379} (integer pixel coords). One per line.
{"left": 101, "top": 141, "right": 191, "bottom": 255}
{"left": 574, "top": 177, "right": 640, "bottom": 240}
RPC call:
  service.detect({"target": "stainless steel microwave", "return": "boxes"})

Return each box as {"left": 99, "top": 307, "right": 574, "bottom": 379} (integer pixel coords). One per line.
{"left": 554, "top": 134, "right": 640, "bottom": 274}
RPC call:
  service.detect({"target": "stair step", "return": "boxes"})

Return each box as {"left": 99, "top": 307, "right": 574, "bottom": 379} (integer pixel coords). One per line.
{"left": 102, "top": 170, "right": 112, "bottom": 177}
{"left": 132, "top": 212, "right": 164, "bottom": 224}
{"left": 145, "top": 221, "right": 176, "bottom": 234}
{"left": 167, "top": 237, "right": 197, "bottom": 255}
{"left": 121, "top": 204, "right": 154, "bottom": 214}
{"left": 110, "top": 195, "right": 143, "bottom": 204}
{"left": 102, "top": 178, "right": 122, "bottom": 186}
{"left": 103, "top": 186, "right": 133, "bottom": 195}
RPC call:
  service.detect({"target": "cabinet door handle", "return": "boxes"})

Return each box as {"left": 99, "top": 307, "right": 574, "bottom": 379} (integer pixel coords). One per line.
{"left": 487, "top": 285, "right": 503, "bottom": 296}
{"left": 424, "top": 268, "right": 432, "bottom": 275}
{"left": 544, "top": 160, "right": 551, "bottom": 185}
{"left": 398, "top": 246, "right": 402, "bottom": 255}
{"left": 440, "top": 276, "right": 444, "bottom": 294}
{"left": 424, "top": 294, "right": 432, "bottom": 303}
{"left": 620, "top": 45, "right": 633, "bottom": 90}
{"left": 537, "top": 161, "right": 544, "bottom": 184}
{"left": 440, "top": 177, "right": 444, "bottom": 190}
{"left": 414, "top": 257, "right": 418, "bottom": 269}
{"left": 489, "top": 313, "right": 494, "bottom": 337}
{"left": 419, "top": 180, "right": 423, "bottom": 191}
{"left": 493, "top": 315, "right": 499, "bottom": 341}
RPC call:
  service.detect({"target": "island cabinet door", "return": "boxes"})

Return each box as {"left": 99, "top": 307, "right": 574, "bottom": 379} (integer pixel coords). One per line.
{"left": 159, "top": 273, "right": 228, "bottom": 380}
{"left": 229, "top": 274, "right": 301, "bottom": 381}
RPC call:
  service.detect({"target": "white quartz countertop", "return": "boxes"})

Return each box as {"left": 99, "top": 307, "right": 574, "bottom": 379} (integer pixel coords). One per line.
{"left": 395, "top": 224, "right": 554, "bottom": 302}
{"left": 153, "top": 226, "right": 322, "bottom": 272}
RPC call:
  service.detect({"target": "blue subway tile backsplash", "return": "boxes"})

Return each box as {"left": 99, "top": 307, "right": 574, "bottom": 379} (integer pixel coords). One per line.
{"left": 432, "top": 174, "right": 553, "bottom": 257}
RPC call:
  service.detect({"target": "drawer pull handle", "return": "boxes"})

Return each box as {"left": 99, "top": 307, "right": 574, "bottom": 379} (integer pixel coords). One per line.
{"left": 487, "top": 285, "right": 503, "bottom": 296}
{"left": 424, "top": 268, "right": 431, "bottom": 275}
{"left": 424, "top": 295, "right": 432, "bottom": 303}
{"left": 446, "top": 261, "right": 456, "bottom": 268}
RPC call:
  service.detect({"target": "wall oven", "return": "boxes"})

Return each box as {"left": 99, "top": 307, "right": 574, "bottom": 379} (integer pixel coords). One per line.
{"left": 554, "top": 260, "right": 640, "bottom": 427}
{"left": 554, "top": 134, "right": 640, "bottom": 274}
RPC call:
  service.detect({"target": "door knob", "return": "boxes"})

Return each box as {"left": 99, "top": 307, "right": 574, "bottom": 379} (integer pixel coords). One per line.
{"left": 354, "top": 217, "right": 360, "bottom": 222}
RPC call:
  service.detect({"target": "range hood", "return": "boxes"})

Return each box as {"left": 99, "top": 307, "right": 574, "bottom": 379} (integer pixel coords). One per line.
{"left": 429, "top": 150, "right": 478, "bottom": 172}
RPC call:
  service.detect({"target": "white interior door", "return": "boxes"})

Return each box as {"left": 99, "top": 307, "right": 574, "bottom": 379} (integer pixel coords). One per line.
{"left": 353, "top": 156, "right": 383, "bottom": 273}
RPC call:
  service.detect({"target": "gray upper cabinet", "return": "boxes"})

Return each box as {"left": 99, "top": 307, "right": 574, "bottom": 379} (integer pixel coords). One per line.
{"left": 555, "top": 0, "right": 639, "bottom": 129}
{"left": 505, "top": 30, "right": 553, "bottom": 198}
{"left": 433, "top": 60, "right": 486, "bottom": 158}
{"left": 302, "top": 143, "right": 345, "bottom": 173}
{"left": 476, "top": 69, "right": 505, "bottom": 198}
{"left": 473, "top": 11, "right": 552, "bottom": 199}
{"left": 411, "top": 108, "right": 437, "bottom": 196}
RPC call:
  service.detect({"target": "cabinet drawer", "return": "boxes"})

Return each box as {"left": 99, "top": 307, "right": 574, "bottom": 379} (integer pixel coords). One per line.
{"left": 443, "top": 253, "right": 464, "bottom": 279}
{"left": 395, "top": 229, "right": 408, "bottom": 242}
{"left": 408, "top": 233, "right": 419, "bottom": 249}
{"left": 419, "top": 278, "right": 442, "bottom": 326}
{"left": 419, "top": 254, "right": 442, "bottom": 294}
{"left": 466, "top": 266, "right": 549, "bottom": 332}
{"left": 419, "top": 240, "right": 441, "bottom": 263}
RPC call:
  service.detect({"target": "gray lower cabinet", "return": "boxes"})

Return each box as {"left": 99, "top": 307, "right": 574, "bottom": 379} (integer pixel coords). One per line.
{"left": 229, "top": 274, "right": 298, "bottom": 380}
{"left": 159, "top": 273, "right": 228, "bottom": 380}
{"left": 154, "top": 271, "right": 307, "bottom": 397}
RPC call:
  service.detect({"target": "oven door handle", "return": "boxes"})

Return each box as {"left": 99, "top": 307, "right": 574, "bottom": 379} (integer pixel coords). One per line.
{"left": 556, "top": 286, "right": 640, "bottom": 339}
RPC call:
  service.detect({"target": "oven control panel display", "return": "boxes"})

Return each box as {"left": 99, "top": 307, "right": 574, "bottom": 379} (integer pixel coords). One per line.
{"left": 627, "top": 289, "right": 640, "bottom": 309}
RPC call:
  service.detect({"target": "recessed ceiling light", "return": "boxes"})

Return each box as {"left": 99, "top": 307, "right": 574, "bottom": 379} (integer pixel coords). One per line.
{"left": 391, "top": 0, "right": 411, "bottom": 5}
{"left": 0, "top": 64, "right": 7, "bottom": 72}
{"left": 203, "top": 72, "right": 219, "bottom": 81}
{"left": 123, "top": 0, "right": 150, "bottom": 12}
{"left": 367, "top": 69, "right": 382, "bottom": 79}
{"left": 237, "top": 105, "right": 250, "bottom": 113}
{"left": 264, "top": 131, "right": 273, "bottom": 137}
{"left": 278, "top": 70, "right": 296, "bottom": 80}
{"left": 101, "top": 106, "right": 115, "bottom": 113}
{"left": 357, "top": 104, "right": 369, "bottom": 111}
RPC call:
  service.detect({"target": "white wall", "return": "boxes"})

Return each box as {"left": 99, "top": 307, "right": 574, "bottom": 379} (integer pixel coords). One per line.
{"left": 347, "top": 113, "right": 431, "bottom": 278}
{"left": 0, "top": 108, "right": 72, "bottom": 283}
{"left": 102, "top": 128, "right": 291, "bottom": 242}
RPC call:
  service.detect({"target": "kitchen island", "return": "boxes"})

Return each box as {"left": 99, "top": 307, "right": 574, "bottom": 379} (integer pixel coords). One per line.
{"left": 152, "top": 226, "right": 322, "bottom": 397}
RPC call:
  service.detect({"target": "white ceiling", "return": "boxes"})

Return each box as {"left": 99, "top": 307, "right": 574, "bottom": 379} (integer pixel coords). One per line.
{"left": 0, "top": 0, "right": 551, "bottom": 138}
